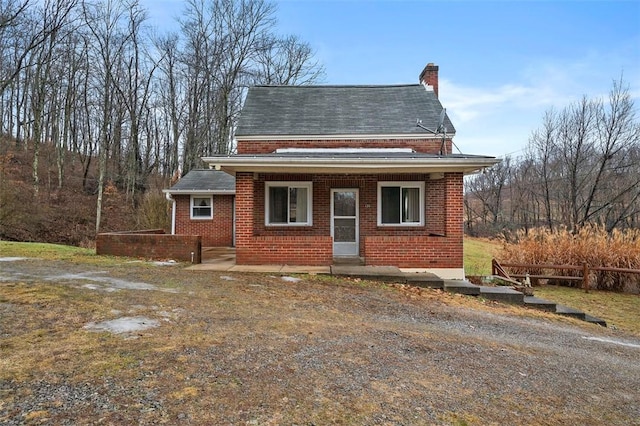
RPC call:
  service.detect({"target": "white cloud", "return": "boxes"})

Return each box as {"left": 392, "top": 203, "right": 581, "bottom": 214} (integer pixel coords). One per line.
{"left": 438, "top": 54, "right": 640, "bottom": 158}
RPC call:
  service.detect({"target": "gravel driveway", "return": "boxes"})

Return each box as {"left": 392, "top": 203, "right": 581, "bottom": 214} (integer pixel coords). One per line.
{"left": 1, "top": 258, "right": 639, "bottom": 425}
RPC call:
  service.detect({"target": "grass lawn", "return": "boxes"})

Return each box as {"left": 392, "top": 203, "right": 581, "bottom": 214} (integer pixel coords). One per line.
{"left": 0, "top": 241, "right": 141, "bottom": 266}
{"left": 3, "top": 240, "right": 639, "bottom": 337}
{"left": 462, "top": 237, "right": 640, "bottom": 336}
{"left": 534, "top": 285, "right": 640, "bottom": 335}
{"left": 463, "top": 237, "right": 501, "bottom": 276}
{"left": 2, "top": 241, "right": 640, "bottom": 425}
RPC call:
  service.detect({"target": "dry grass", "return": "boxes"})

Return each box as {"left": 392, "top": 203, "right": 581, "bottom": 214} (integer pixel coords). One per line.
{"left": 499, "top": 225, "right": 640, "bottom": 292}
{"left": 1, "top": 267, "right": 621, "bottom": 425}
{"left": 2, "top": 242, "right": 640, "bottom": 424}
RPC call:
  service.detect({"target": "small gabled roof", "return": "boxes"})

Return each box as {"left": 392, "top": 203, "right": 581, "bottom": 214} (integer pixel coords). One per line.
{"left": 235, "top": 84, "right": 455, "bottom": 138}
{"left": 163, "top": 170, "right": 235, "bottom": 194}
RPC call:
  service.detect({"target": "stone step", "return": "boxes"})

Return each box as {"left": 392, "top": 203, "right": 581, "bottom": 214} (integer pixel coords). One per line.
{"left": 479, "top": 286, "right": 525, "bottom": 304}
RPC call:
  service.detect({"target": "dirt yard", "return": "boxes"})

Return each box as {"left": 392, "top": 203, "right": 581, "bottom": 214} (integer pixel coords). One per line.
{"left": 1, "top": 257, "right": 639, "bottom": 425}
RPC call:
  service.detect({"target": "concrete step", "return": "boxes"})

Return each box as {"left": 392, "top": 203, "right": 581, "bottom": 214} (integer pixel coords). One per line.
{"left": 584, "top": 314, "right": 607, "bottom": 327}
{"left": 522, "top": 297, "right": 606, "bottom": 327}
{"left": 333, "top": 256, "right": 365, "bottom": 265}
{"left": 523, "top": 296, "right": 557, "bottom": 312}
{"left": 555, "top": 305, "right": 607, "bottom": 327}
{"left": 479, "top": 286, "right": 525, "bottom": 304}
{"left": 444, "top": 280, "right": 481, "bottom": 296}
{"left": 555, "top": 304, "right": 586, "bottom": 320}
{"left": 404, "top": 273, "right": 444, "bottom": 289}
{"left": 330, "top": 264, "right": 404, "bottom": 282}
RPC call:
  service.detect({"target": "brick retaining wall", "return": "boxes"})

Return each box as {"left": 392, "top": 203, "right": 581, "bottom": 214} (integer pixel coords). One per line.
{"left": 96, "top": 230, "right": 202, "bottom": 263}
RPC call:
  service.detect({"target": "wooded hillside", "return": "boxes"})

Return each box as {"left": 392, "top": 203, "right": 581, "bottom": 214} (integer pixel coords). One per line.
{"left": 0, "top": 137, "right": 173, "bottom": 245}
{"left": 0, "top": 0, "right": 324, "bottom": 237}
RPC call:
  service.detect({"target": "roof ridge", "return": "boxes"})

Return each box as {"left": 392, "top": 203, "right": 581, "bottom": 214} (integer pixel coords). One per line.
{"left": 253, "top": 84, "right": 423, "bottom": 89}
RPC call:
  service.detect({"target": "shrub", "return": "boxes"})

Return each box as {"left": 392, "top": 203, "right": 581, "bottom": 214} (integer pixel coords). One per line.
{"left": 499, "top": 225, "right": 640, "bottom": 293}
{"left": 136, "top": 191, "right": 171, "bottom": 231}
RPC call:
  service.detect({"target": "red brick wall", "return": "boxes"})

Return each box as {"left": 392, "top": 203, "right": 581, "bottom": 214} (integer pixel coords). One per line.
{"left": 234, "top": 171, "right": 464, "bottom": 268}
{"left": 363, "top": 236, "right": 461, "bottom": 268}
{"left": 174, "top": 194, "right": 234, "bottom": 247}
{"left": 363, "top": 173, "right": 464, "bottom": 268}
{"left": 236, "top": 236, "right": 333, "bottom": 266}
{"left": 96, "top": 231, "right": 202, "bottom": 263}
{"left": 234, "top": 172, "right": 333, "bottom": 265}
{"left": 236, "top": 138, "right": 453, "bottom": 155}
{"left": 364, "top": 173, "right": 464, "bottom": 268}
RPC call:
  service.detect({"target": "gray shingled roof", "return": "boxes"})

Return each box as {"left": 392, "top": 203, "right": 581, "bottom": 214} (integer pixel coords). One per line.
{"left": 235, "top": 85, "right": 455, "bottom": 137}
{"left": 166, "top": 170, "right": 235, "bottom": 193}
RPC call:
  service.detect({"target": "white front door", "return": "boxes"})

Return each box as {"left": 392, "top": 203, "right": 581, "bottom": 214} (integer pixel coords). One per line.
{"left": 331, "top": 189, "right": 359, "bottom": 256}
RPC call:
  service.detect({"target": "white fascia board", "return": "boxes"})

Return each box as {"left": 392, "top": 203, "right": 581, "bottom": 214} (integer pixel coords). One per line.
{"left": 202, "top": 156, "right": 500, "bottom": 175}
{"left": 235, "top": 133, "right": 455, "bottom": 141}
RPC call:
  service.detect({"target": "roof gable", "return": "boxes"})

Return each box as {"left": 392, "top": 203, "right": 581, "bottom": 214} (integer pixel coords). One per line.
{"left": 235, "top": 84, "right": 455, "bottom": 138}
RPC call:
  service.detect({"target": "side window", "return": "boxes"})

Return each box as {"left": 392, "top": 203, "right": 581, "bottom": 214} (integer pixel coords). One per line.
{"left": 191, "top": 196, "right": 213, "bottom": 219}
{"left": 377, "top": 182, "right": 424, "bottom": 226}
{"left": 265, "top": 182, "right": 312, "bottom": 226}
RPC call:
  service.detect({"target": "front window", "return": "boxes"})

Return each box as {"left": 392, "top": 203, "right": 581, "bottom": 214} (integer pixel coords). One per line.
{"left": 191, "top": 196, "right": 213, "bottom": 219}
{"left": 266, "top": 182, "right": 312, "bottom": 226}
{"left": 377, "top": 182, "right": 424, "bottom": 226}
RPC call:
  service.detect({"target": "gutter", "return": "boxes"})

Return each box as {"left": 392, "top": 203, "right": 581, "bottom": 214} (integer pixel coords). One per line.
{"left": 162, "top": 189, "right": 236, "bottom": 195}
{"left": 202, "top": 155, "right": 500, "bottom": 175}
{"left": 165, "top": 192, "right": 176, "bottom": 235}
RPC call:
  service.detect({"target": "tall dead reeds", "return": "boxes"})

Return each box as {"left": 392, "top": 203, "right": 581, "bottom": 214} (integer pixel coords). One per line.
{"left": 499, "top": 225, "right": 640, "bottom": 293}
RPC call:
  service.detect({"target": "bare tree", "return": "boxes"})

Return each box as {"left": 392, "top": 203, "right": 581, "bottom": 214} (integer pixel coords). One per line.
{"left": 0, "top": 0, "right": 325, "bottom": 240}
{"left": 465, "top": 77, "right": 640, "bottom": 236}
{"left": 0, "top": 0, "right": 75, "bottom": 94}
{"left": 154, "top": 32, "right": 183, "bottom": 177}
{"left": 178, "top": 0, "right": 324, "bottom": 173}
{"left": 253, "top": 34, "right": 324, "bottom": 85}
{"left": 82, "top": 0, "right": 133, "bottom": 233}
{"left": 583, "top": 78, "right": 640, "bottom": 230}
{"left": 111, "top": 0, "right": 157, "bottom": 200}
{"left": 27, "top": 0, "right": 78, "bottom": 194}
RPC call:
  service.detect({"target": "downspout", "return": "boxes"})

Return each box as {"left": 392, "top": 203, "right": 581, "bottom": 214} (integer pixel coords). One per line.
{"left": 165, "top": 192, "right": 176, "bottom": 235}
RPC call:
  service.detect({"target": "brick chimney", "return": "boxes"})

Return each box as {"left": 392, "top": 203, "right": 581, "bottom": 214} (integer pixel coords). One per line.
{"left": 419, "top": 63, "right": 439, "bottom": 98}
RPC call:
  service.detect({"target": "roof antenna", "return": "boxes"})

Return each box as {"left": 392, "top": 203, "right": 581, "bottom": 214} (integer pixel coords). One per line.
{"left": 416, "top": 108, "right": 448, "bottom": 155}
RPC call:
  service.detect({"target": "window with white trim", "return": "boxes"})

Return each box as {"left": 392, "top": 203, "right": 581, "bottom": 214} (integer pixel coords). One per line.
{"left": 377, "top": 182, "right": 424, "bottom": 226}
{"left": 191, "top": 195, "right": 213, "bottom": 219}
{"left": 265, "top": 182, "right": 312, "bottom": 226}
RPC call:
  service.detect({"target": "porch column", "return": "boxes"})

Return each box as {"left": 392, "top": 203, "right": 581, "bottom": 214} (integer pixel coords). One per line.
{"left": 445, "top": 172, "right": 464, "bottom": 237}
{"left": 235, "top": 172, "right": 254, "bottom": 261}
{"left": 445, "top": 172, "right": 464, "bottom": 268}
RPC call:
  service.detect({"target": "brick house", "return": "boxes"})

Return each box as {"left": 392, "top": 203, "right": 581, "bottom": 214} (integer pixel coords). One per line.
{"left": 164, "top": 170, "right": 235, "bottom": 247}
{"left": 167, "top": 63, "right": 499, "bottom": 279}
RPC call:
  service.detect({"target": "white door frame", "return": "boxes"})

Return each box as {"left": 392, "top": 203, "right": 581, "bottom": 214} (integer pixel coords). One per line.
{"left": 331, "top": 188, "right": 359, "bottom": 257}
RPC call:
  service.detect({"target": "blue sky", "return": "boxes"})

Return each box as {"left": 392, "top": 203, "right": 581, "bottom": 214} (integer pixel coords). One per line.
{"left": 143, "top": 0, "right": 640, "bottom": 157}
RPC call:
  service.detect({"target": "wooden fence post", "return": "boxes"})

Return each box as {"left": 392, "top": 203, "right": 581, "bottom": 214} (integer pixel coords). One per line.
{"left": 582, "top": 262, "right": 589, "bottom": 293}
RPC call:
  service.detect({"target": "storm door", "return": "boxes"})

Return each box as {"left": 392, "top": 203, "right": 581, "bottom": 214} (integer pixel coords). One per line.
{"left": 331, "top": 189, "right": 359, "bottom": 256}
